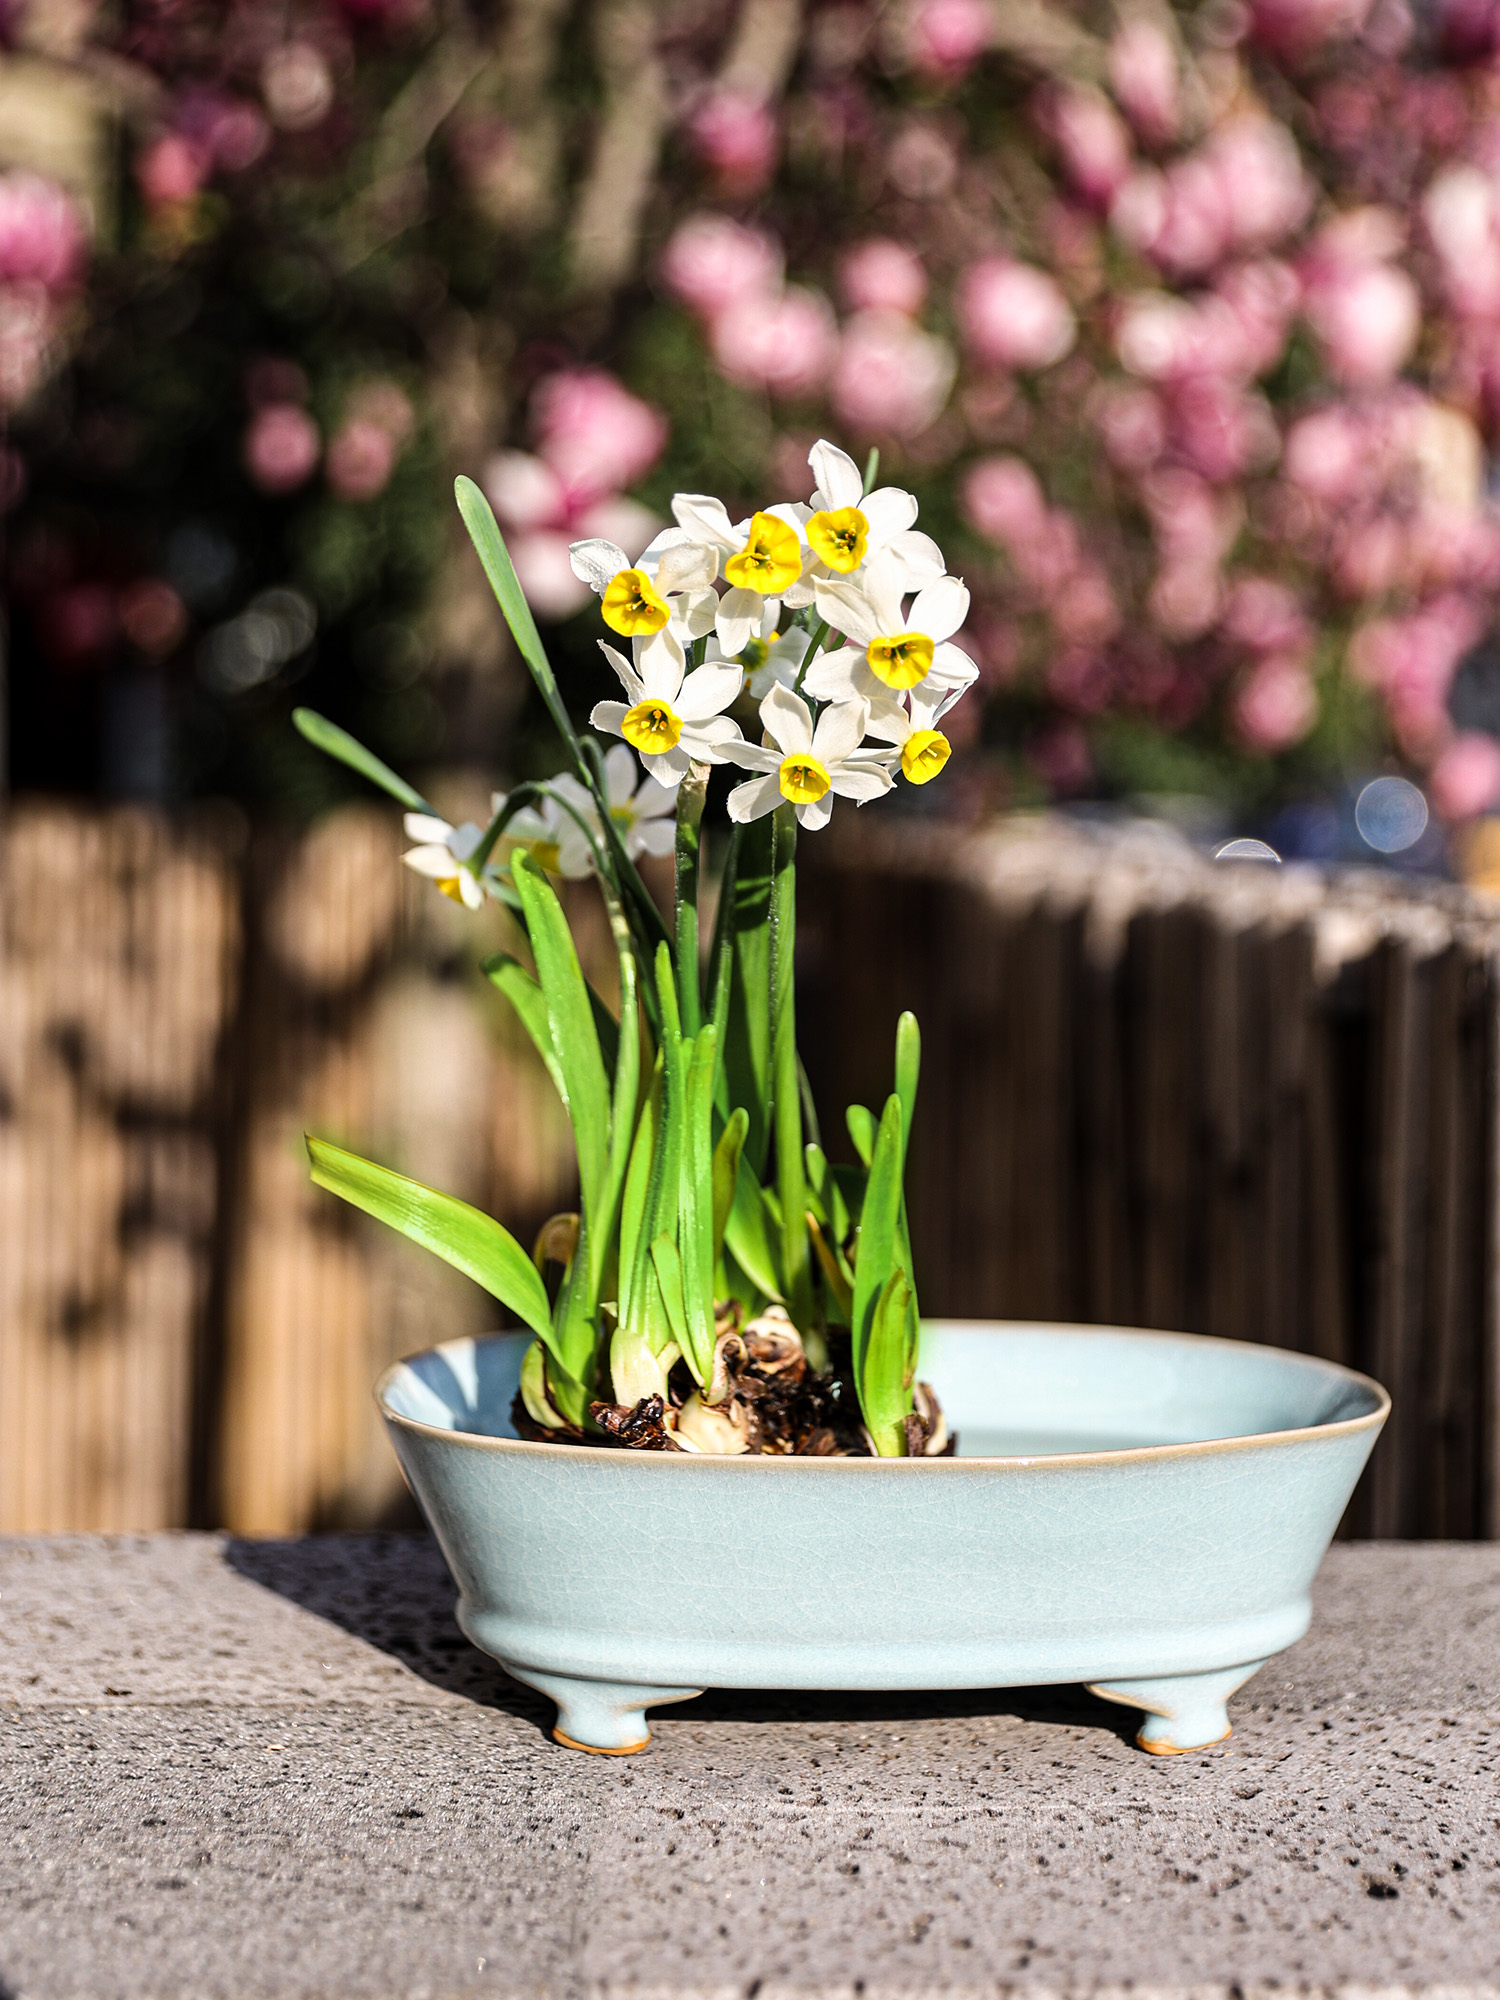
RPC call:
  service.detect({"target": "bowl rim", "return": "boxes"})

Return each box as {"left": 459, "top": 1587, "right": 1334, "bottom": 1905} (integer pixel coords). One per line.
{"left": 375, "top": 1318, "right": 1391, "bottom": 1471}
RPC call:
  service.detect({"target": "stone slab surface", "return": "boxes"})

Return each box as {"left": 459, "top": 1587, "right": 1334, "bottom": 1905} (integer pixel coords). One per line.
{"left": 2, "top": 1534, "right": 1499, "bottom": 2000}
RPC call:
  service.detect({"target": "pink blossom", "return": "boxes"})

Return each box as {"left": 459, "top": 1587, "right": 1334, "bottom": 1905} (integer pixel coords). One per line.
{"left": 532, "top": 370, "right": 667, "bottom": 504}
{"left": 0, "top": 174, "right": 87, "bottom": 291}
{"left": 1430, "top": 731, "right": 1500, "bottom": 818}
{"left": 0, "top": 286, "right": 57, "bottom": 409}
{"left": 1250, "top": 0, "right": 1373, "bottom": 57}
{"left": 1304, "top": 260, "right": 1420, "bottom": 386}
{"left": 347, "top": 378, "right": 415, "bottom": 447}
{"left": 1333, "top": 514, "right": 1410, "bottom": 598}
{"left": 659, "top": 215, "right": 782, "bottom": 319}
{"left": 688, "top": 92, "right": 778, "bottom": 191}
{"left": 1222, "top": 578, "right": 1313, "bottom": 658}
{"left": 906, "top": 0, "right": 993, "bottom": 78}
{"left": 326, "top": 419, "right": 398, "bottom": 502}
{"left": 1045, "top": 87, "right": 1132, "bottom": 208}
{"left": 837, "top": 239, "right": 927, "bottom": 317}
{"left": 243, "top": 403, "right": 320, "bottom": 494}
{"left": 710, "top": 286, "right": 838, "bottom": 398}
{"left": 485, "top": 451, "right": 567, "bottom": 532}
{"left": 1232, "top": 655, "right": 1319, "bottom": 749}
{"left": 136, "top": 136, "right": 208, "bottom": 209}
{"left": 1213, "top": 259, "right": 1301, "bottom": 377}
{"left": 1097, "top": 384, "right": 1166, "bottom": 470}
{"left": 1109, "top": 19, "right": 1179, "bottom": 147}
{"left": 1210, "top": 118, "right": 1311, "bottom": 254}
{"left": 1012, "top": 510, "right": 1083, "bottom": 596}
{"left": 1167, "top": 376, "right": 1278, "bottom": 483}
{"left": 508, "top": 532, "right": 594, "bottom": 620}
{"left": 1351, "top": 597, "right": 1484, "bottom": 757}
{"left": 960, "top": 454, "right": 1049, "bottom": 547}
{"left": 209, "top": 102, "right": 272, "bottom": 173}
{"left": 1283, "top": 405, "right": 1372, "bottom": 504}
{"left": 957, "top": 257, "right": 1076, "bottom": 371}
{"left": 830, "top": 310, "right": 955, "bottom": 436}
{"left": 1423, "top": 167, "right": 1500, "bottom": 319}
{"left": 1052, "top": 562, "right": 1121, "bottom": 645}
{"left": 1148, "top": 562, "right": 1223, "bottom": 639}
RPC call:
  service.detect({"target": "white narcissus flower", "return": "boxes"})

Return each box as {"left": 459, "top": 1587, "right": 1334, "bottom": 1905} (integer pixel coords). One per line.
{"left": 590, "top": 626, "right": 744, "bottom": 783}
{"left": 725, "top": 683, "right": 892, "bottom": 831}
{"left": 805, "top": 554, "right": 978, "bottom": 706}
{"left": 488, "top": 790, "right": 571, "bottom": 876}
{"left": 801, "top": 439, "right": 943, "bottom": 591}
{"left": 542, "top": 747, "right": 680, "bottom": 876}
{"left": 569, "top": 531, "right": 719, "bottom": 642}
{"left": 402, "top": 812, "right": 490, "bottom": 909}
{"left": 669, "top": 493, "right": 810, "bottom": 651}
{"left": 862, "top": 682, "right": 966, "bottom": 786}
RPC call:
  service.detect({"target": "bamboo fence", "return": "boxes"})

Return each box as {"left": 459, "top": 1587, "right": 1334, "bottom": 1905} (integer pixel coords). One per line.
{"left": 3, "top": 801, "right": 1499, "bottom": 1535}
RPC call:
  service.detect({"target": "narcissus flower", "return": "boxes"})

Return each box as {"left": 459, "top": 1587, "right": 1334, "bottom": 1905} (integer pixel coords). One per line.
{"left": 725, "top": 683, "right": 892, "bottom": 829}
{"left": 806, "top": 556, "right": 977, "bottom": 704}
{"left": 802, "top": 439, "right": 926, "bottom": 579}
{"left": 862, "top": 682, "right": 965, "bottom": 785}
{"left": 670, "top": 493, "right": 810, "bottom": 648}
{"left": 590, "top": 628, "right": 744, "bottom": 783}
{"left": 401, "top": 812, "right": 492, "bottom": 909}
{"left": 542, "top": 746, "right": 680, "bottom": 874}
{"left": 569, "top": 532, "right": 719, "bottom": 640}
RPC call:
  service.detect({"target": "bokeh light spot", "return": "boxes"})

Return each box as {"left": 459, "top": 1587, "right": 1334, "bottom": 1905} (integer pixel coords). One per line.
{"left": 1354, "top": 776, "right": 1428, "bottom": 854}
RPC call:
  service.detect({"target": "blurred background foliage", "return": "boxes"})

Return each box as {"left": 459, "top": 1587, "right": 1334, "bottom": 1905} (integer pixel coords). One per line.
{"left": 12, "top": 0, "right": 1500, "bottom": 864}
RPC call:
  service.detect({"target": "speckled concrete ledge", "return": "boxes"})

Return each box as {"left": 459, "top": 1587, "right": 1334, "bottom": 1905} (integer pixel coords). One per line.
{"left": 2, "top": 1535, "right": 1499, "bottom": 2000}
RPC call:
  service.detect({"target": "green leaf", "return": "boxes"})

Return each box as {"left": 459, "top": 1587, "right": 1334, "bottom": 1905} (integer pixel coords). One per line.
{"left": 292, "top": 709, "right": 429, "bottom": 813}
{"left": 618, "top": 1058, "right": 662, "bottom": 1328}
{"left": 723, "top": 1152, "right": 782, "bottom": 1301}
{"left": 717, "top": 815, "right": 774, "bottom": 1177}
{"left": 674, "top": 767, "right": 707, "bottom": 1036}
{"left": 846, "top": 1103, "right": 875, "bottom": 1169}
{"left": 862, "top": 1267, "right": 914, "bottom": 1456}
{"left": 769, "top": 805, "right": 811, "bottom": 1331}
{"left": 307, "top": 1135, "right": 553, "bottom": 1349}
{"left": 894, "top": 1011, "right": 921, "bottom": 1154}
{"left": 455, "top": 479, "right": 580, "bottom": 763}
{"left": 509, "top": 851, "right": 611, "bottom": 1224}
{"left": 849, "top": 1094, "right": 904, "bottom": 1394}
{"left": 484, "top": 954, "right": 566, "bottom": 1102}
{"left": 650, "top": 1232, "right": 692, "bottom": 1368}
{"left": 677, "top": 1023, "right": 718, "bottom": 1380}
{"left": 712, "top": 1108, "right": 750, "bottom": 1262}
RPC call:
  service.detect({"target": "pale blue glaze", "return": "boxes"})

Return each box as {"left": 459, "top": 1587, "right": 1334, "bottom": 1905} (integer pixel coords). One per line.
{"left": 377, "top": 1321, "right": 1387, "bottom": 1756}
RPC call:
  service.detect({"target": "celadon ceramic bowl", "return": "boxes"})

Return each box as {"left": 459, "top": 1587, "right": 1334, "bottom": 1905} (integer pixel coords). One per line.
{"left": 377, "top": 1320, "right": 1387, "bottom": 1757}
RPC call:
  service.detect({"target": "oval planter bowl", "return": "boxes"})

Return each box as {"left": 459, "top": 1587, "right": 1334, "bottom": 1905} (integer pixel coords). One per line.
{"left": 378, "top": 1320, "right": 1387, "bottom": 1757}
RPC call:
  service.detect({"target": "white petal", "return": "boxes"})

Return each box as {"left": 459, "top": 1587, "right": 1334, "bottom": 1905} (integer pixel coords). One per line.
{"left": 554, "top": 825, "right": 597, "bottom": 877}
{"left": 764, "top": 501, "right": 812, "bottom": 542}
{"left": 677, "top": 662, "right": 744, "bottom": 721}
{"left": 603, "top": 743, "right": 638, "bottom": 806}
{"left": 598, "top": 641, "right": 644, "bottom": 703}
{"left": 715, "top": 586, "right": 763, "bottom": 657}
{"left": 569, "top": 538, "right": 629, "bottom": 592}
{"left": 799, "top": 644, "right": 864, "bottom": 703}
{"left": 630, "top": 818, "right": 678, "bottom": 857}
{"left": 859, "top": 486, "right": 919, "bottom": 550}
{"left": 673, "top": 587, "right": 720, "bottom": 639}
{"left": 781, "top": 577, "right": 817, "bottom": 610}
{"left": 590, "top": 700, "right": 630, "bottom": 737}
{"left": 635, "top": 627, "right": 686, "bottom": 700}
{"left": 759, "top": 681, "right": 814, "bottom": 754}
{"left": 829, "top": 761, "right": 894, "bottom": 803}
{"left": 883, "top": 530, "right": 946, "bottom": 591}
{"left": 929, "top": 641, "right": 980, "bottom": 691}
{"left": 813, "top": 576, "right": 882, "bottom": 647}
{"left": 727, "top": 774, "right": 786, "bottom": 823}
{"left": 860, "top": 553, "right": 910, "bottom": 635}
{"left": 909, "top": 678, "right": 964, "bottom": 728}
{"left": 910, "top": 574, "right": 969, "bottom": 644}
{"left": 459, "top": 868, "right": 486, "bottom": 910}
{"left": 656, "top": 542, "right": 719, "bottom": 593}
{"left": 723, "top": 739, "right": 783, "bottom": 773}
{"left": 403, "top": 812, "right": 452, "bottom": 843}
{"left": 448, "top": 822, "right": 484, "bottom": 860}
{"left": 812, "top": 698, "right": 871, "bottom": 766}
{"left": 632, "top": 776, "right": 680, "bottom": 819}
{"left": 809, "top": 440, "right": 863, "bottom": 512}
{"left": 680, "top": 716, "right": 744, "bottom": 763}
{"left": 862, "top": 692, "right": 913, "bottom": 744}
{"left": 403, "top": 845, "right": 457, "bottom": 878}
{"left": 642, "top": 746, "right": 690, "bottom": 783}
{"left": 795, "top": 793, "right": 835, "bottom": 831}
{"left": 671, "top": 493, "right": 738, "bottom": 549}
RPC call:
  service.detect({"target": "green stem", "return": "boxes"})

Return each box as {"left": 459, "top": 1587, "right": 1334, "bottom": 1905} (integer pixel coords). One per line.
{"left": 674, "top": 763, "right": 707, "bottom": 1037}
{"left": 769, "top": 804, "right": 815, "bottom": 1344}
{"left": 794, "top": 618, "right": 831, "bottom": 696}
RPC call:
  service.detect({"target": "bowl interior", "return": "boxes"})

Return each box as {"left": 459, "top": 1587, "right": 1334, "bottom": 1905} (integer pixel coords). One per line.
{"left": 381, "top": 1320, "right": 1384, "bottom": 1458}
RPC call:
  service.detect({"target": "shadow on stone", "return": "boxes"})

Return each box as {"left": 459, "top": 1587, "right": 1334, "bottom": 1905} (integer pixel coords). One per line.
{"left": 224, "top": 1532, "right": 1138, "bottom": 1748}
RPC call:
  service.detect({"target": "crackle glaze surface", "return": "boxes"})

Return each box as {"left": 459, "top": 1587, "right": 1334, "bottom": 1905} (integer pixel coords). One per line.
{"left": 377, "top": 1321, "right": 1387, "bottom": 1754}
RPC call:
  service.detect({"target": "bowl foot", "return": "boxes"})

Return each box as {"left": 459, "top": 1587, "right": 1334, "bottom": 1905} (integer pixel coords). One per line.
{"left": 499, "top": 1664, "right": 704, "bottom": 1753}
{"left": 1085, "top": 1660, "right": 1266, "bottom": 1754}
